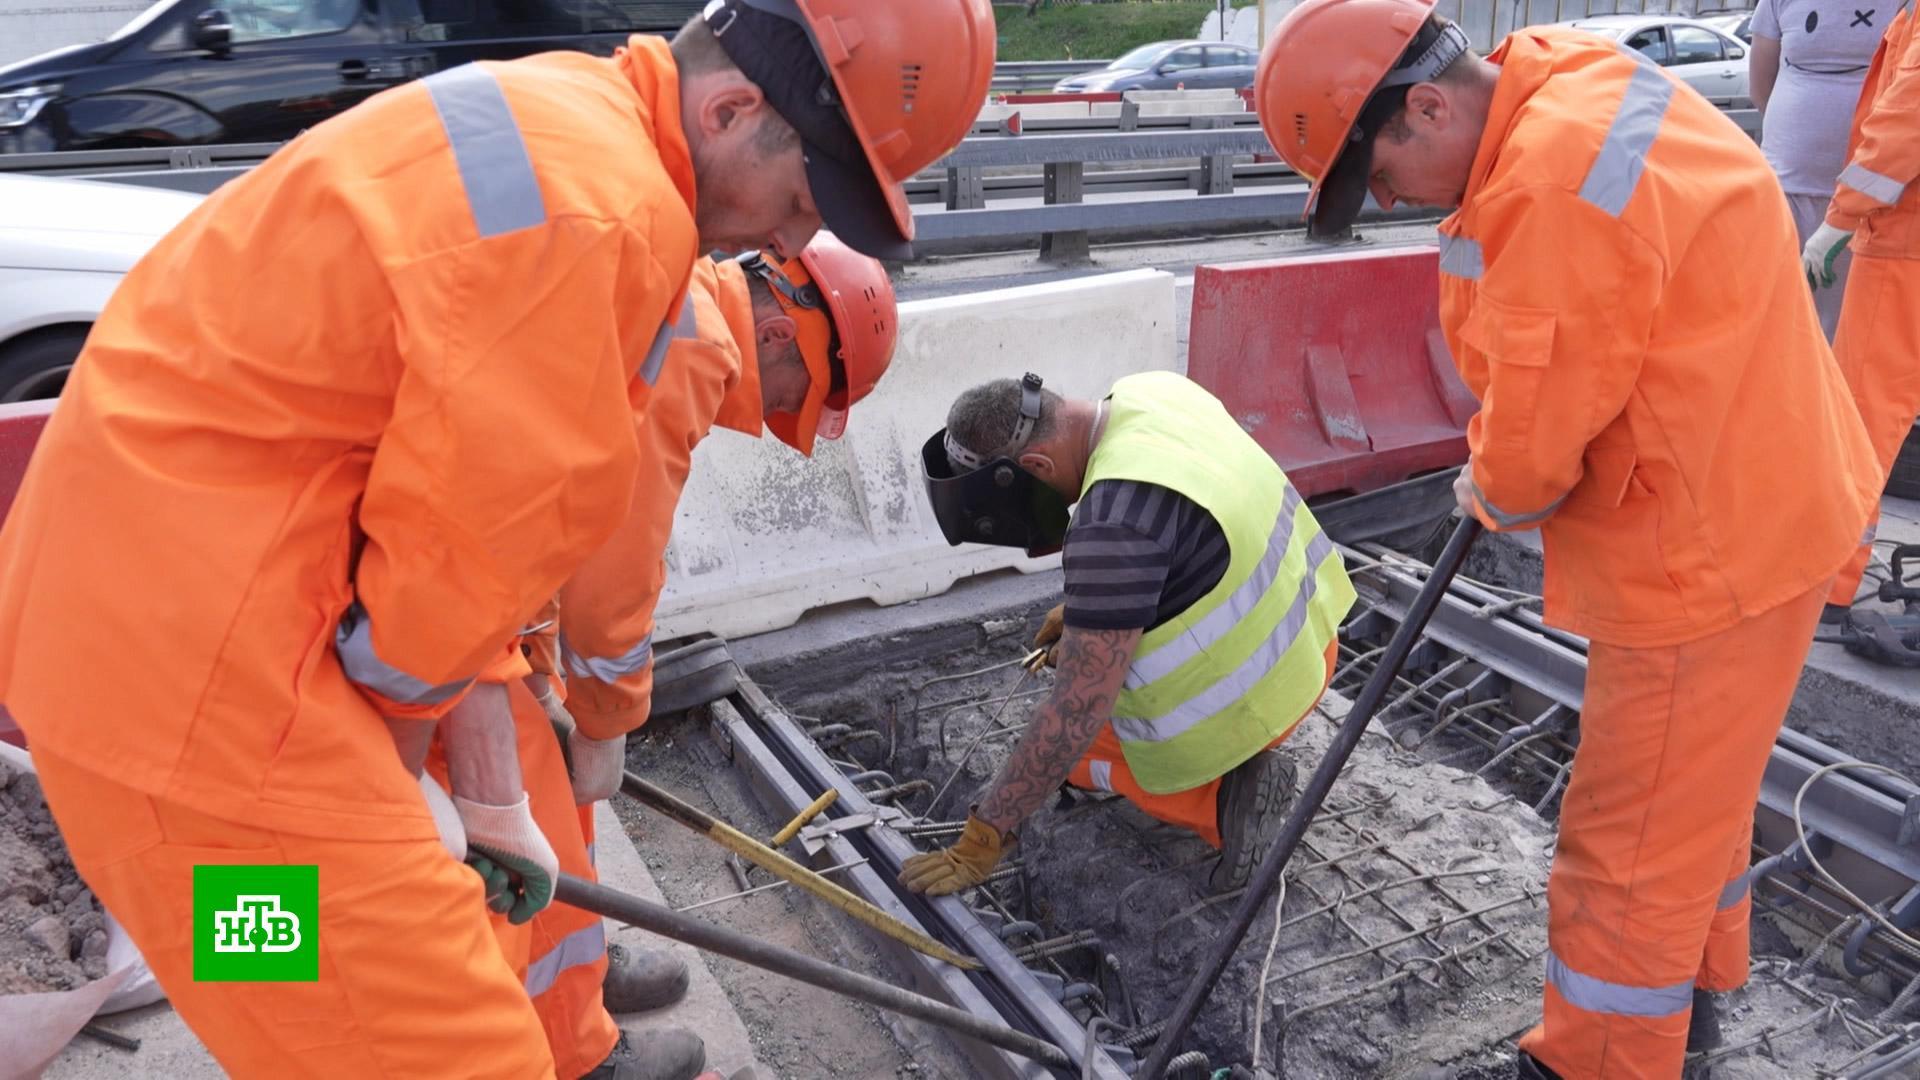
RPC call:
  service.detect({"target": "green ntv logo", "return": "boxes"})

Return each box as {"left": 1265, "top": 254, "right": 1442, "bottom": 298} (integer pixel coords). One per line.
{"left": 193, "top": 866, "right": 318, "bottom": 981}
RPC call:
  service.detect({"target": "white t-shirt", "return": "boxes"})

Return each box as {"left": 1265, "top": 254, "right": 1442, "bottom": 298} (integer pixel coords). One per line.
{"left": 1751, "top": 0, "right": 1887, "bottom": 195}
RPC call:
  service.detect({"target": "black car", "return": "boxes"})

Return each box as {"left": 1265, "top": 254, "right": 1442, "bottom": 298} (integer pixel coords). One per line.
{"left": 0, "top": 0, "right": 703, "bottom": 153}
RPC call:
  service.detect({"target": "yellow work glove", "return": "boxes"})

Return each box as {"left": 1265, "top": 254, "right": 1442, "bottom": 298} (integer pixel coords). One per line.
{"left": 898, "top": 816, "right": 1011, "bottom": 896}
{"left": 1030, "top": 603, "right": 1066, "bottom": 671}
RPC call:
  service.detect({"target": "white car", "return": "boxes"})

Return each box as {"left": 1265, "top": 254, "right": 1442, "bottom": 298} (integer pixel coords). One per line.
{"left": 0, "top": 174, "right": 202, "bottom": 402}
{"left": 1555, "top": 14, "right": 1752, "bottom": 107}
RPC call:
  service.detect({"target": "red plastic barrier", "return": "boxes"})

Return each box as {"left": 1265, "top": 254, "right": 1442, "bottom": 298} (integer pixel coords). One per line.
{"left": 0, "top": 400, "right": 51, "bottom": 749}
{"left": 0, "top": 400, "right": 52, "bottom": 523}
{"left": 1186, "top": 246, "right": 1477, "bottom": 498}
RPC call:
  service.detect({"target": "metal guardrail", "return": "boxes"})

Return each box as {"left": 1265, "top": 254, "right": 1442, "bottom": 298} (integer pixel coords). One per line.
{"left": 0, "top": 102, "right": 1761, "bottom": 257}
{"left": 990, "top": 59, "right": 1106, "bottom": 94}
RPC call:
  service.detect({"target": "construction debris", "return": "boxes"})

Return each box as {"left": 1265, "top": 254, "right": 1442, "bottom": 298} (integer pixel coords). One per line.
{"left": 0, "top": 759, "right": 108, "bottom": 994}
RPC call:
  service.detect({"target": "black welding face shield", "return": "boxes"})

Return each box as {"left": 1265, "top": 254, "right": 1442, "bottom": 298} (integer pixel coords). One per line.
{"left": 920, "top": 373, "right": 1073, "bottom": 558}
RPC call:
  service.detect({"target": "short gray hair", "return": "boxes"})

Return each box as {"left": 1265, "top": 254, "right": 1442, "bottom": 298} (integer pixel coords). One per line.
{"left": 945, "top": 378, "right": 1062, "bottom": 465}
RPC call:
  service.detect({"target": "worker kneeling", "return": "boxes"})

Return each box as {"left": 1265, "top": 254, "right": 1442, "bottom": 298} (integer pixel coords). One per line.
{"left": 900, "top": 371, "right": 1355, "bottom": 896}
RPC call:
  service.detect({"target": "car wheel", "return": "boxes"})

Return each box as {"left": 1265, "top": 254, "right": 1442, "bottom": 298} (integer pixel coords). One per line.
{"left": 0, "top": 327, "right": 88, "bottom": 403}
{"left": 1887, "top": 421, "right": 1920, "bottom": 501}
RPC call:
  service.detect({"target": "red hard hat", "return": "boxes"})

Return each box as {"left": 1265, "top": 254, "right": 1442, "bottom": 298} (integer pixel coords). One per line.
{"left": 707, "top": 0, "right": 996, "bottom": 260}
{"left": 1254, "top": 0, "right": 1467, "bottom": 236}
{"left": 745, "top": 231, "right": 897, "bottom": 456}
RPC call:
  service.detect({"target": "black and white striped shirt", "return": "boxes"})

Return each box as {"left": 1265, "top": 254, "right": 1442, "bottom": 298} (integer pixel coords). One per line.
{"left": 1062, "top": 479, "right": 1231, "bottom": 633}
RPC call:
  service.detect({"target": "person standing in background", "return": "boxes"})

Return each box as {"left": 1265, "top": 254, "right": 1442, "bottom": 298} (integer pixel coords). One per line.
{"left": 1749, "top": 0, "right": 1885, "bottom": 339}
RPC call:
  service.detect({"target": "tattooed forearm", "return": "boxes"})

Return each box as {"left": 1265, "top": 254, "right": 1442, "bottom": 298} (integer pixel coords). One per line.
{"left": 976, "top": 624, "right": 1142, "bottom": 835}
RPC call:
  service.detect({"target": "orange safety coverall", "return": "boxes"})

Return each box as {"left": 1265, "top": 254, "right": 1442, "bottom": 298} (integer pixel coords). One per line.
{"left": 509, "top": 258, "right": 765, "bottom": 1074}
{"left": 0, "top": 37, "right": 697, "bottom": 1076}
{"left": 1435, "top": 29, "right": 1879, "bottom": 1079}
{"left": 1066, "top": 641, "right": 1336, "bottom": 848}
{"left": 1824, "top": 6, "right": 1920, "bottom": 606}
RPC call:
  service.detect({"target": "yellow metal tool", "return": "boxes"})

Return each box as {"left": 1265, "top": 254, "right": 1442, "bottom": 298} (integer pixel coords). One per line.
{"left": 770, "top": 789, "right": 839, "bottom": 847}
{"left": 619, "top": 771, "right": 983, "bottom": 971}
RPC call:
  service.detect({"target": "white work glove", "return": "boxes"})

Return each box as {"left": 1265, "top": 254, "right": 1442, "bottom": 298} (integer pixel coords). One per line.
{"left": 416, "top": 771, "right": 467, "bottom": 862}
{"left": 567, "top": 728, "right": 626, "bottom": 806}
{"left": 1802, "top": 222, "right": 1854, "bottom": 289}
{"left": 454, "top": 793, "right": 559, "bottom": 925}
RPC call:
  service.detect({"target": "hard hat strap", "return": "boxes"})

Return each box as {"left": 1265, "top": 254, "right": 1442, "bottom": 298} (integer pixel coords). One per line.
{"left": 1375, "top": 23, "right": 1471, "bottom": 91}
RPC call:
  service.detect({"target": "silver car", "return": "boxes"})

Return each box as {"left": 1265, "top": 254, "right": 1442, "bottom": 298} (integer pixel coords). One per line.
{"left": 1556, "top": 14, "right": 1752, "bottom": 106}
{"left": 1053, "top": 39, "right": 1260, "bottom": 93}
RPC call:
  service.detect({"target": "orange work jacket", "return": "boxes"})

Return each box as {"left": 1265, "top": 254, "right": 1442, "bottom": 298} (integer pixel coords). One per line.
{"left": 555, "top": 257, "right": 765, "bottom": 739}
{"left": 1826, "top": 7, "right": 1920, "bottom": 259}
{"left": 0, "top": 38, "right": 698, "bottom": 838}
{"left": 1439, "top": 29, "right": 1880, "bottom": 647}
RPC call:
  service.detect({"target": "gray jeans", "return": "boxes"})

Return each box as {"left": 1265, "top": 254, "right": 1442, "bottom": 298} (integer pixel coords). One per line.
{"left": 1786, "top": 191, "right": 1851, "bottom": 344}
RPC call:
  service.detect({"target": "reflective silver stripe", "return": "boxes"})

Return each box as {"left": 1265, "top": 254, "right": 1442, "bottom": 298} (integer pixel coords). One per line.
{"left": 423, "top": 64, "right": 546, "bottom": 238}
{"left": 1718, "top": 873, "right": 1751, "bottom": 911}
{"left": 585, "top": 841, "right": 597, "bottom": 867}
{"left": 1125, "top": 488, "right": 1305, "bottom": 691}
{"left": 335, "top": 606, "right": 473, "bottom": 706}
{"left": 1112, "top": 534, "right": 1340, "bottom": 744}
{"left": 1438, "top": 234, "right": 1483, "bottom": 280}
{"left": 1863, "top": 519, "right": 1879, "bottom": 546}
{"left": 1089, "top": 760, "right": 1114, "bottom": 793}
{"left": 1578, "top": 62, "right": 1673, "bottom": 218}
{"left": 1840, "top": 162, "right": 1906, "bottom": 206}
{"left": 637, "top": 296, "right": 694, "bottom": 387}
{"left": 1470, "top": 478, "right": 1565, "bottom": 529}
{"left": 1545, "top": 950, "right": 1693, "bottom": 1018}
{"left": 560, "top": 630, "right": 655, "bottom": 683}
{"left": 524, "top": 920, "right": 605, "bottom": 996}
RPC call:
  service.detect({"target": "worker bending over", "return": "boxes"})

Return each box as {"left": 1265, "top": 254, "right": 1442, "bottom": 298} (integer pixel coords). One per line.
{"left": 903, "top": 371, "right": 1355, "bottom": 896}
{"left": 1255, "top": 2, "right": 1878, "bottom": 1076}
{"left": 495, "top": 232, "right": 896, "bottom": 1078}
{"left": 0, "top": 0, "right": 992, "bottom": 1074}
{"left": 1804, "top": 3, "right": 1920, "bottom": 628}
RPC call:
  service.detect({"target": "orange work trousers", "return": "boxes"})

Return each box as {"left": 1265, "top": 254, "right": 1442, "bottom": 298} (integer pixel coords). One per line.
{"left": 423, "top": 681, "right": 622, "bottom": 1080}
{"left": 1827, "top": 253, "right": 1920, "bottom": 605}
{"left": 31, "top": 747, "right": 555, "bottom": 1079}
{"left": 1067, "top": 641, "right": 1336, "bottom": 848}
{"left": 1519, "top": 583, "right": 1827, "bottom": 1080}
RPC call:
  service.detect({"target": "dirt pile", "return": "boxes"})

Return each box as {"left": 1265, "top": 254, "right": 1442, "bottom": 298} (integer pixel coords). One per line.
{"left": 0, "top": 759, "right": 108, "bottom": 995}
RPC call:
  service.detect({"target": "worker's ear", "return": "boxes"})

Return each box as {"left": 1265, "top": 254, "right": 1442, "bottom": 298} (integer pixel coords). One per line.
{"left": 696, "top": 81, "right": 767, "bottom": 144}
{"left": 1017, "top": 450, "right": 1059, "bottom": 485}
{"left": 755, "top": 312, "right": 797, "bottom": 356}
{"left": 1404, "top": 82, "right": 1449, "bottom": 133}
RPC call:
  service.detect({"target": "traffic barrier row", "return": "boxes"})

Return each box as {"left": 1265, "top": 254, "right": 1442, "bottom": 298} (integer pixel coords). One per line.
{"left": 1185, "top": 245, "right": 1477, "bottom": 499}
{"left": 656, "top": 270, "right": 1180, "bottom": 641}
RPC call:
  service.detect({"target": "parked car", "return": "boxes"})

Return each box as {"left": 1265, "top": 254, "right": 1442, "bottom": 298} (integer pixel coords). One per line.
{"left": 0, "top": 174, "right": 203, "bottom": 400}
{"left": 1555, "top": 15, "right": 1751, "bottom": 106}
{"left": 0, "top": 0, "right": 703, "bottom": 154}
{"left": 1700, "top": 11, "right": 1757, "bottom": 43}
{"left": 1053, "top": 39, "right": 1260, "bottom": 93}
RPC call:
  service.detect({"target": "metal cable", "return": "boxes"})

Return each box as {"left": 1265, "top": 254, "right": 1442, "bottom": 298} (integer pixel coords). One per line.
{"left": 1793, "top": 760, "right": 1920, "bottom": 952}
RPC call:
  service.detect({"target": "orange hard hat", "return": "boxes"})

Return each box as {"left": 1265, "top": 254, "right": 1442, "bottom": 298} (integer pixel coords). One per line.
{"left": 741, "top": 231, "right": 898, "bottom": 455}
{"left": 1254, "top": 0, "right": 1469, "bottom": 236}
{"left": 706, "top": 0, "right": 996, "bottom": 261}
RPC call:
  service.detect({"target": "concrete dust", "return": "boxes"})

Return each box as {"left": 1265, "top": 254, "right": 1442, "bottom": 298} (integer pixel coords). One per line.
{"left": 0, "top": 760, "right": 108, "bottom": 995}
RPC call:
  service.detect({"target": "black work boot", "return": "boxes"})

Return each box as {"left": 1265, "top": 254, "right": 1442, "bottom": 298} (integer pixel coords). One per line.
{"left": 1687, "top": 987, "right": 1724, "bottom": 1052}
{"left": 1514, "top": 1050, "right": 1562, "bottom": 1079}
{"left": 1821, "top": 602, "right": 1853, "bottom": 626}
{"left": 603, "top": 942, "right": 691, "bottom": 1014}
{"left": 1211, "top": 749, "right": 1299, "bottom": 892}
{"left": 582, "top": 1028, "right": 706, "bottom": 1080}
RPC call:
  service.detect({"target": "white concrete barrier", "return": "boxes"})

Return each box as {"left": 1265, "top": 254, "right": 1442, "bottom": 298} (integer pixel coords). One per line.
{"left": 1134, "top": 99, "right": 1247, "bottom": 116}
{"left": 1122, "top": 88, "right": 1242, "bottom": 102}
{"left": 656, "top": 270, "right": 1182, "bottom": 641}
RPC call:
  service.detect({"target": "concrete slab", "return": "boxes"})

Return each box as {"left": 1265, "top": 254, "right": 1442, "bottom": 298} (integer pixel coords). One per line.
{"left": 39, "top": 804, "right": 765, "bottom": 1078}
